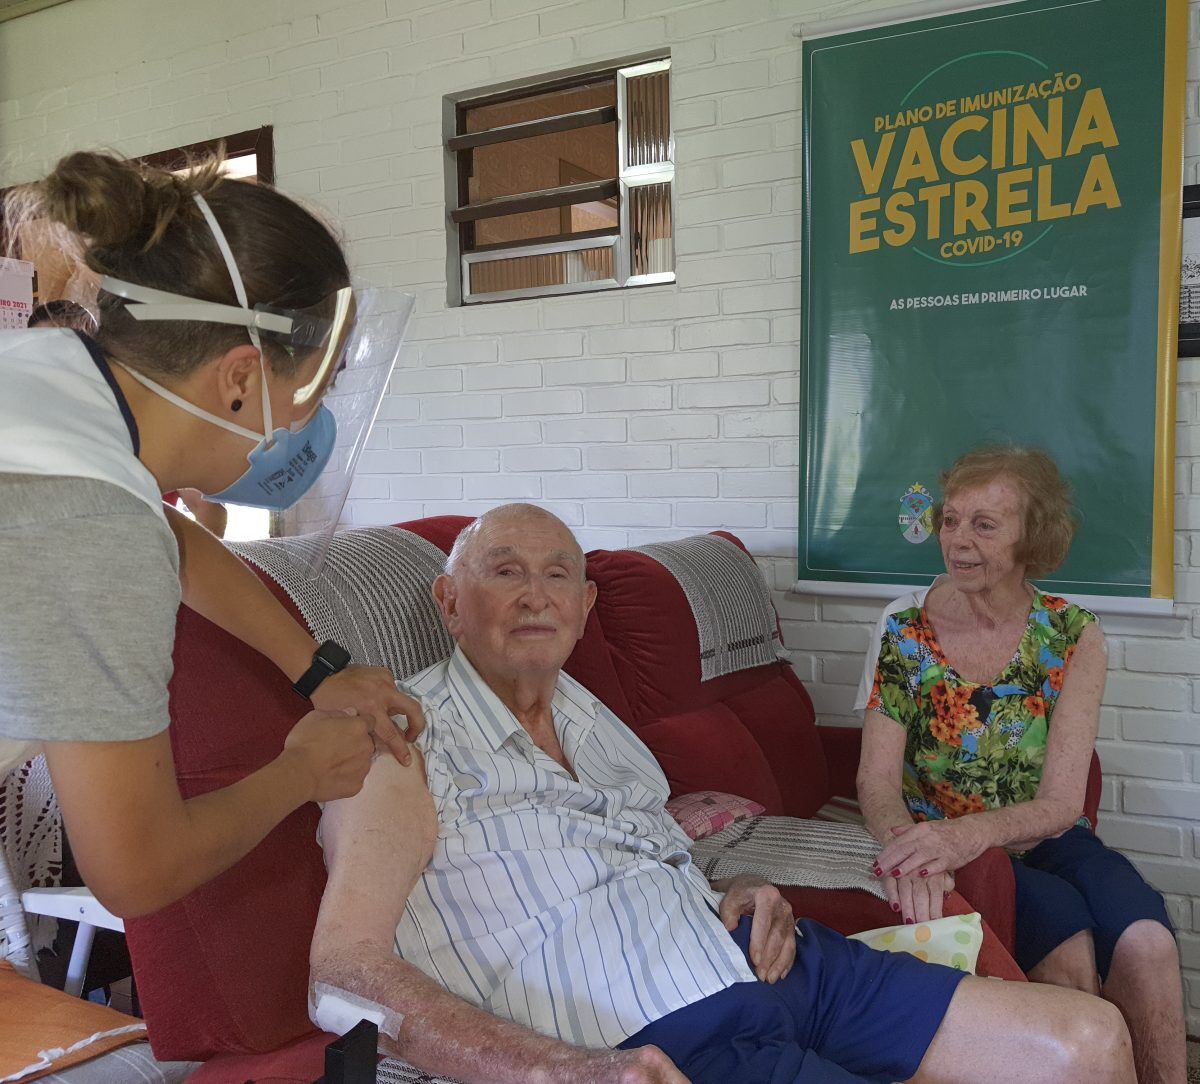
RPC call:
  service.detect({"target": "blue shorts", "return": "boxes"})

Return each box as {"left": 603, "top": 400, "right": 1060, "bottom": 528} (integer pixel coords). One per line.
{"left": 618, "top": 916, "right": 968, "bottom": 1084}
{"left": 1011, "top": 825, "right": 1172, "bottom": 982}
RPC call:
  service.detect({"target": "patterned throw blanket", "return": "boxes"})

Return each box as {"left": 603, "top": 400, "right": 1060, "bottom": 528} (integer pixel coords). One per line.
{"left": 0, "top": 848, "right": 35, "bottom": 981}
{"left": 690, "top": 817, "right": 887, "bottom": 901}
{"left": 0, "top": 756, "right": 63, "bottom": 975}
{"left": 230, "top": 527, "right": 453, "bottom": 680}
{"left": 631, "top": 535, "right": 787, "bottom": 681}
{"left": 378, "top": 1061, "right": 467, "bottom": 1084}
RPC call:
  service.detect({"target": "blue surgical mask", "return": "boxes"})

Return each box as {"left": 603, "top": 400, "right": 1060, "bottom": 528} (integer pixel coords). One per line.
{"left": 117, "top": 363, "right": 339, "bottom": 510}
{"left": 207, "top": 407, "right": 336, "bottom": 509}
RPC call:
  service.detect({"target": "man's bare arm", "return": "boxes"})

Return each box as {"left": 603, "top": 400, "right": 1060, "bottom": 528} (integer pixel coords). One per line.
{"left": 46, "top": 711, "right": 372, "bottom": 918}
{"left": 310, "top": 753, "right": 687, "bottom": 1084}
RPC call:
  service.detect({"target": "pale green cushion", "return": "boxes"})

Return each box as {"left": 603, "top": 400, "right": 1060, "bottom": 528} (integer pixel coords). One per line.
{"left": 848, "top": 911, "right": 983, "bottom": 973}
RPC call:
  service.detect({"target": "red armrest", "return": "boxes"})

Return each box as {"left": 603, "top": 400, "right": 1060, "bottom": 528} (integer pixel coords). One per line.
{"left": 778, "top": 886, "right": 1024, "bottom": 981}
{"left": 945, "top": 892, "right": 1024, "bottom": 981}
{"left": 816, "top": 725, "right": 862, "bottom": 800}
{"left": 1084, "top": 750, "right": 1102, "bottom": 827}
{"left": 186, "top": 1030, "right": 329, "bottom": 1084}
{"left": 953, "top": 847, "right": 1017, "bottom": 954}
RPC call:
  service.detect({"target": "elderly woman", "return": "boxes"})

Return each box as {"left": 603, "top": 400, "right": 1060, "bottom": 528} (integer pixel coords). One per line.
{"left": 854, "top": 446, "right": 1185, "bottom": 1084}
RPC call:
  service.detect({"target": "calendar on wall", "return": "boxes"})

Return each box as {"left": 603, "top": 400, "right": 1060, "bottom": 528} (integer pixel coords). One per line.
{"left": 0, "top": 257, "right": 34, "bottom": 329}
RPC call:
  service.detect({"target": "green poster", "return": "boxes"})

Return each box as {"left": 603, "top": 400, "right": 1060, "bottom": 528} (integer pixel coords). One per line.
{"left": 799, "top": 0, "right": 1185, "bottom": 599}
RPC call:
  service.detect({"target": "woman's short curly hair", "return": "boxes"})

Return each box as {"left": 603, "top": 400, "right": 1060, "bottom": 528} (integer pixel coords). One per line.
{"left": 933, "top": 445, "right": 1077, "bottom": 578}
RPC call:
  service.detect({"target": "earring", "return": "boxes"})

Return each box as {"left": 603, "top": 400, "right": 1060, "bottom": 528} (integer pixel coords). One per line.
{"left": 231, "top": 399, "right": 243, "bottom": 413}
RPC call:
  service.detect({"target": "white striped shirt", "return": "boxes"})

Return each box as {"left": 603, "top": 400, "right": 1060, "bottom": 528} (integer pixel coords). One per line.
{"left": 396, "top": 647, "right": 755, "bottom": 1048}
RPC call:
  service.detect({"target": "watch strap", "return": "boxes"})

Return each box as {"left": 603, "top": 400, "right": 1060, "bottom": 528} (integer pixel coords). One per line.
{"left": 292, "top": 639, "right": 351, "bottom": 698}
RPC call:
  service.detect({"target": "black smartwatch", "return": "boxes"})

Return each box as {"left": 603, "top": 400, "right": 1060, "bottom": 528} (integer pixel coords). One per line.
{"left": 292, "top": 639, "right": 352, "bottom": 698}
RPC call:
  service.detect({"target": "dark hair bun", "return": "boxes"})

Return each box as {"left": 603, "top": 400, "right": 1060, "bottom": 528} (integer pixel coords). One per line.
{"left": 40, "top": 150, "right": 221, "bottom": 252}
{"left": 4, "top": 147, "right": 349, "bottom": 380}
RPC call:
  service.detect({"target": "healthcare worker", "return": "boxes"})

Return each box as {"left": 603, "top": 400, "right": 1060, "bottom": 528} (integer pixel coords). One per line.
{"left": 0, "top": 151, "right": 423, "bottom": 918}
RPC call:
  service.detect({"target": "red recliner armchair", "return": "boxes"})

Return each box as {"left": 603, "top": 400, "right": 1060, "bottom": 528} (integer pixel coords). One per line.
{"left": 124, "top": 518, "right": 1078, "bottom": 1083}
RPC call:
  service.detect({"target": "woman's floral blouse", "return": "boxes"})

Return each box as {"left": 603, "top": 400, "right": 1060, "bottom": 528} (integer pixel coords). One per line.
{"left": 866, "top": 588, "right": 1097, "bottom": 828}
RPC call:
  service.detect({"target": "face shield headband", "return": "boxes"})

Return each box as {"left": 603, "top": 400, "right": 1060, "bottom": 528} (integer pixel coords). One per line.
{"left": 99, "top": 196, "right": 356, "bottom": 428}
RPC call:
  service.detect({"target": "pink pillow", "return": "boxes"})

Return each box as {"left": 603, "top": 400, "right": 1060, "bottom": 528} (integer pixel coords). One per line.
{"left": 666, "top": 791, "right": 766, "bottom": 841}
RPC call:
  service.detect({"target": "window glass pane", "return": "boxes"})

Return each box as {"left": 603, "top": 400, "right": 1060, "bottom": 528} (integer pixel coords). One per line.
{"left": 469, "top": 246, "right": 614, "bottom": 296}
{"left": 625, "top": 69, "right": 671, "bottom": 167}
{"left": 473, "top": 208, "right": 557, "bottom": 248}
{"left": 629, "top": 182, "right": 674, "bottom": 276}
{"left": 466, "top": 124, "right": 617, "bottom": 205}
{"left": 172, "top": 151, "right": 257, "bottom": 182}
{"left": 465, "top": 81, "right": 614, "bottom": 132}
{"left": 472, "top": 203, "right": 618, "bottom": 249}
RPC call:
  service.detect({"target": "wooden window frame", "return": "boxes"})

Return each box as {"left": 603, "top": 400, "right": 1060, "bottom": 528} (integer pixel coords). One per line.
{"left": 139, "top": 126, "right": 275, "bottom": 183}
{"left": 448, "top": 59, "right": 674, "bottom": 305}
{"left": 447, "top": 106, "right": 617, "bottom": 154}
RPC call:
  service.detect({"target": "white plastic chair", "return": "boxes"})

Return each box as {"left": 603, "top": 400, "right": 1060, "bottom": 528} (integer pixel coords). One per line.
{"left": 21, "top": 884, "right": 124, "bottom": 997}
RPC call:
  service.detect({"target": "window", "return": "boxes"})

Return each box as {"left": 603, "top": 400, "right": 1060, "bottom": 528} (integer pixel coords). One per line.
{"left": 448, "top": 59, "right": 674, "bottom": 304}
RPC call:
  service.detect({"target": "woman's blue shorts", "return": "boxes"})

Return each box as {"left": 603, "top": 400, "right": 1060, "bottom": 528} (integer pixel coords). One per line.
{"left": 1011, "top": 825, "right": 1172, "bottom": 982}
{"left": 619, "top": 915, "right": 967, "bottom": 1084}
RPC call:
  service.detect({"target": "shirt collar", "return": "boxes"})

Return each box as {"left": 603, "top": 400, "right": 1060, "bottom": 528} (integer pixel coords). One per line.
{"left": 74, "top": 330, "right": 140, "bottom": 456}
{"left": 445, "top": 644, "right": 599, "bottom": 753}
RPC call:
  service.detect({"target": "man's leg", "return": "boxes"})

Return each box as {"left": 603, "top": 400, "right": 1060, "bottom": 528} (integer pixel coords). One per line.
{"left": 620, "top": 980, "right": 873, "bottom": 1084}
{"left": 768, "top": 920, "right": 1133, "bottom": 1084}
{"left": 620, "top": 919, "right": 875, "bottom": 1083}
{"left": 911, "top": 974, "right": 1134, "bottom": 1084}
{"left": 631, "top": 917, "right": 1136, "bottom": 1084}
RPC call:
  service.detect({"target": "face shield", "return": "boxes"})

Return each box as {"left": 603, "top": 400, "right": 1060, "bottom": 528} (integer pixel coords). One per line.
{"left": 97, "top": 194, "right": 413, "bottom": 576}
{"left": 276, "top": 284, "right": 413, "bottom": 576}
{"left": 256, "top": 285, "right": 358, "bottom": 427}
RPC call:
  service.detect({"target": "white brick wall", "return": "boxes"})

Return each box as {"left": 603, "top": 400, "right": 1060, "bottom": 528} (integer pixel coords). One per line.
{"left": 2, "top": 0, "right": 1199, "bottom": 1034}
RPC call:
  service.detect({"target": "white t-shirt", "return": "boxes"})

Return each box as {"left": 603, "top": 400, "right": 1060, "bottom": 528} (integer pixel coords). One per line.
{"left": 0, "top": 331, "right": 179, "bottom": 772}
{"left": 852, "top": 586, "right": 932, "bottom": 716}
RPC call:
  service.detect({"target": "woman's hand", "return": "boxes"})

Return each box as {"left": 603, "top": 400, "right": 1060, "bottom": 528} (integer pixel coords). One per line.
{"left": 309, "top": 665, "right": 427, "bottom": 766}
{"left": 881, "top": 870, "right": 955, "bottom": 924}
{"left": 281, "top": 708, "right": 376, "bottom": 803}
{"left": 875, "top": 817, "right": 986, "bottom": 880}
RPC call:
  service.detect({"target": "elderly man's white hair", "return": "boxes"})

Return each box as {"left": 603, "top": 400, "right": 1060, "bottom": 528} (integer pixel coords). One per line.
{"left": 444, "top": 504, "right": 587, "bottom": 579}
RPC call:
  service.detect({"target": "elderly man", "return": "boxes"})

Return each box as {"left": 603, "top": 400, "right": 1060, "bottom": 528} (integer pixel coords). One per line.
{"left": 310, "top": 504, "right": 1134, "bottom": 1084}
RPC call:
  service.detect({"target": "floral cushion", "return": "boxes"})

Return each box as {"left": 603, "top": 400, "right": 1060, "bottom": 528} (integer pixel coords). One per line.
{"left": 666, "top": 791, "right": 766, "bottom": 841}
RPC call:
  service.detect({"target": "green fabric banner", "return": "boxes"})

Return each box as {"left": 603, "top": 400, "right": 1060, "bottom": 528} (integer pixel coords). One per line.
{"left": 799, "top": 0, "right": 1184, "bottom": 599}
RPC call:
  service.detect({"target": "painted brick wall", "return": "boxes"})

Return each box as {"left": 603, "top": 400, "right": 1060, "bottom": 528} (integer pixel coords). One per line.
{"left": 1, "top": 0, "right": 1198, "bottom": 1033}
